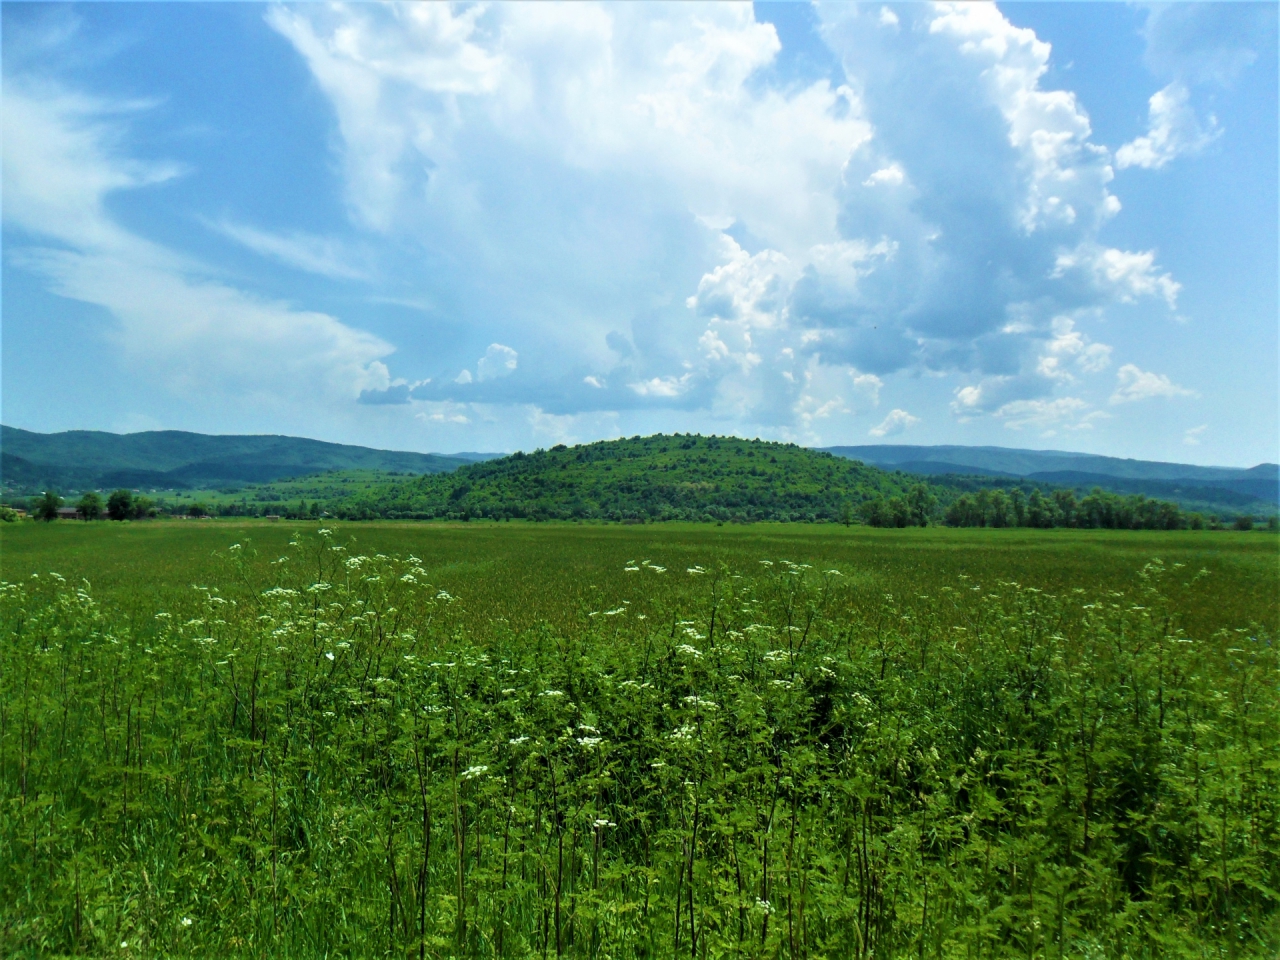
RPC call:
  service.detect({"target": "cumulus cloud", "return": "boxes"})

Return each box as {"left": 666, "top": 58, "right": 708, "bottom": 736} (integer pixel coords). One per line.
{"left": 1110, "top": 364, "right": 1196, "bottom": 404}
{"left": 2, "top": 79, "right": 394, "bottom": 409}
{"left": 257, "top": 1, "right": 1184, "bottom": 436}
{"left": 869, "top": 408, "right": 919, "bottom": 438}
{"left": 1183, "top": 424, "right": 1207, "bottom": 446}
{"left": 1117, "top": 5, "right": 1272, "bottom": 173}
{"left": 476, "top": 343, "right": 518, "bottom": 381}
{"left": 994, "top": 397, "right": 1089, "bottom": 433}
{"left": 1116, "top": 82, "right": 1219, "bottom": 170}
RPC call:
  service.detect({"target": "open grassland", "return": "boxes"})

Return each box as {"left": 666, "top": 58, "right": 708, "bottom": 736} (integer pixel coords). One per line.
{"left": 1, "top": 521, "right": 1276, "bottom": 638}
{"left": 2, "top": 522, "right": 1278, "bottom": 958}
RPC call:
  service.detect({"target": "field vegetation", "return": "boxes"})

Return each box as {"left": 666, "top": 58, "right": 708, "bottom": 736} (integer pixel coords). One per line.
{"left": 2, "top": 521, "right": 1277, "bottom": 958}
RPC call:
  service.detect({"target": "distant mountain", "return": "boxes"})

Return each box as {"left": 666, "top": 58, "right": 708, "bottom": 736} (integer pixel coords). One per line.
{"left": 0, "top": 426, "right": 494, "bottom": 492}
{"left": 821, "top": 444, "right": 1279, "bottom": 510}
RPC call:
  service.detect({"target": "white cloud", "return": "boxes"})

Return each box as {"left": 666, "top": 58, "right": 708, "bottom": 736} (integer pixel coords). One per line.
{"left": 1183, "top": 424, "right": 1207, "bottom": 446}
{"left": 1053, "top": 245, "right": 1180, "bottom": 309}
{"left": 994, "top": 396, "right": 1088, "bottom": 432}
{"left": 1110, "top": 364, "right": 1196, "bottom": 404}
{"left": 2, "top": 80, "right": 393, "bottom": 408}
{"left": 476, "top": 343, "right": 518, "bottom": 381}
{"left": 454, "top": 369, "right": 473, "bottom": 385}
{"left": 1036, "top": 315, "right": 1111, "bottom": 382}
{"left": 583, "top": 375, "right": 604, "bottom": 389}
{"left": 1116, "top": 82, "right": 1219, "bottom": 170}
{"left": 869, "top": 408, "right": 919, "bottom": 438}
{"left": 210, "top": 220, "right": 368, "bottom": 280}
{"left": 862, "top": 163, "right": 904, "bottom": 187}
{"left": 630, "top": 374, "right": 692, "bottom": 398}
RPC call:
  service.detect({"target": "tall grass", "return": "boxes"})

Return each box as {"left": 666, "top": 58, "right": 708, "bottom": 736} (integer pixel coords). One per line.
{"left": 2, "top": 531, "right": 1277, "bottom": 958}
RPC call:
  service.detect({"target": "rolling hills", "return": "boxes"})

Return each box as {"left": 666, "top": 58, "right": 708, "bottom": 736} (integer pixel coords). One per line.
{"left": 824, "top": 443, "right": 1279, "bottom": 513}
{"left": 0, "top": 426, "right": 496, "bottom": 493}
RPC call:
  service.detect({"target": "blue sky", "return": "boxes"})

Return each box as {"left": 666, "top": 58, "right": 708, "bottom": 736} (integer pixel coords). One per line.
{"left": 2, "top": 2, "right": 1276, "bottom": 466}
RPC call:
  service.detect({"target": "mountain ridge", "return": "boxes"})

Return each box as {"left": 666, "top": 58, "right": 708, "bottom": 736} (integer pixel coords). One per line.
{"left": 0, "top": 426, "right": 493, "bottom": 493}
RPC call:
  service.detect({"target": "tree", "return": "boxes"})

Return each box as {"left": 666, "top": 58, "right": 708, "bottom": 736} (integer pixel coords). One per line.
{"left": 840, "top": 501, "right": 855, "bottom": 528}
{"left": 132, "top": 496, "right": 156, "bottom": 519}
{"left": 77, "top": 491, "right": 103, "bottom": 520}
{"left": 107, "top": 489, "right": 134, "bottom": 521}
{"left": 35, "top": 490, "right": 62, "bottom": 522}
{"left": 1268, "top": 515, "right": 1279, "bottom": 533}
{"left": 907, "top": 484, "right": 936, "bottom": 527}
{"left": 1233, "top": 514, "right": 1254, "bottom": 531}
{"left": 188, "top": 502, "right": 208, "bottom": 518}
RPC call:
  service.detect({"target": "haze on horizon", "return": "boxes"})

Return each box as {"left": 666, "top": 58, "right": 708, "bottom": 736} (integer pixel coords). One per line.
{"left": 2, "top": 2, "right": 1276, "bottom": 467}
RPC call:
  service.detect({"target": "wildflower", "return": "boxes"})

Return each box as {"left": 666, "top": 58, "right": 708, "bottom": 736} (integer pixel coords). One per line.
{"left": 228, "top": 543, "right": 242, "bottom": 552}
{"left": 307, "top": 582, "right": 332, "bottom": 593}
{"left": 648, "top": 565, "right": 666, "bottom": 573}
{"left": 325, "top": 651, "right": 335, "bottom": 661}
{"left": 603, "top": 606, "right": 626, "bottom": 616}
{"left": 540, "top": 690, "right": 565, "bottom": 698}
{"left": 502, "top": 687, "right": 517, "bottom": 695}
{"left": 755, "top": 899, "right": 771, "bottom": 914}
{"left": 460, "top": 765, "right": 488, "bottom": 781}
{"left": 508, "top": 736, "right": 529, "bottom": 745}
{"left": 577, "top": 737, "right": 602, "bottom": 748}
{"left": 181, "top": 917, "right": 193, "bottom": 927}
{"left": 676, "top": 644, "right": 702, "bottom": 658}
{"left": 687, "top": 565, "right": 706, "bottom": 575}
{"left": 624, "top": 566, "right": 640, "bottom": 572}
{"left": 317, "top": 528, "right": 332, "bottom": 536}
{"left": 593, "top": 818, "right": 617, "bottom": 828}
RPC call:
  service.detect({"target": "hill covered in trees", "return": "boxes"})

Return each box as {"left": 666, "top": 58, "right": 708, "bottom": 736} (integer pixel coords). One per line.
{"left": 337, "top": 434, "right": 905, "bottom": 522}
{"left": 0, "top": 426, "right": 493, "bottom": 493}
{"left": 824, "top": 443, "right": 1278, "bottom": 514}
{"left": 317, "top": 433, "right": 1220, "bottom": 529}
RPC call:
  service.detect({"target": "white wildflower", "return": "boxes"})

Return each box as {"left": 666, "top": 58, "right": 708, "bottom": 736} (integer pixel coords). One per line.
{"left": 461, "top": 765, "right": 488, "bottom": 781}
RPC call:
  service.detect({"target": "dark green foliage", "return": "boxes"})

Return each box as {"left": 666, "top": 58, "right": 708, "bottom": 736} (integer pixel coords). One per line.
{"left": 944, "top": 486, "right": 1197, "bottom": 530}
{"left": 2, "top": 537, "right": 1276, "bottom": 958}
{"left": 33, "top": 489, "right": 61, "bottom": 522}
{"left": 76, "top": 491, "right": 103, "bottom": 520}
{"left": 0, "top": 424, "right": 486, "bottom": 494}
{"left": 313, "top": 435, "right": 1200, "bottom": 529}
{"left": 336, "top": 434, "right": 915, "bottom": 523}
{"left": 107, "top": 488, "right": 134, "bottom": 521}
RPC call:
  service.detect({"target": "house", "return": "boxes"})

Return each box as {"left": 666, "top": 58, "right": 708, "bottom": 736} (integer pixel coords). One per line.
{"left": 56, "top": 507, "right": 82, "bottom": 520}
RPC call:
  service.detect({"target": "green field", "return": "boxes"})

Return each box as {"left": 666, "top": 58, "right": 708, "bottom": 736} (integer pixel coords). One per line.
{"left": 2, "top": 522, "right": 1278, "bottom": 957}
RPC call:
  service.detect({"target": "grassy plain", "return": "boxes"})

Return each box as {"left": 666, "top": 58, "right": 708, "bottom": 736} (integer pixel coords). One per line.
{"left": 1, "top": 520, "right": 1276, "bottom": 637}
{"left": 2, "top": 521, "right": 1278, "bottom": 958}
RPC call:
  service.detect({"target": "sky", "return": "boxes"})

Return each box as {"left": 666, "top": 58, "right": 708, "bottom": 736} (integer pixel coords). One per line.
{"left": 2, "top": 2, "right": 1276, "bottom": 466}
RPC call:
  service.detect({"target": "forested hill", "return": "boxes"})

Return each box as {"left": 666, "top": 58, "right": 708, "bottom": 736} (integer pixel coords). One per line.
{"left": 0, "top": 426, "right": 490, "bottom": 492}
{"left": 342, "top": 434, "right": 910, "bottom": 522}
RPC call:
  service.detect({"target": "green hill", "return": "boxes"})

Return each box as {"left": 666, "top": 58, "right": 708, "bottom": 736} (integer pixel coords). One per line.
{"left": 823, "top": 443, "right": 1278, "bottom": 513}
{"left": 0, "top": 426, "right": 488, "bottom": 493}
{"left": 340, "top": 434, "right": 911, "bottom": 523}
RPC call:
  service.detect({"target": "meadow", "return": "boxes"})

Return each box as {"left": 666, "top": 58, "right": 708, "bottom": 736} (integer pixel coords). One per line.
{"left": 2, "top": 520, "right": 1277, "bottom": 958}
